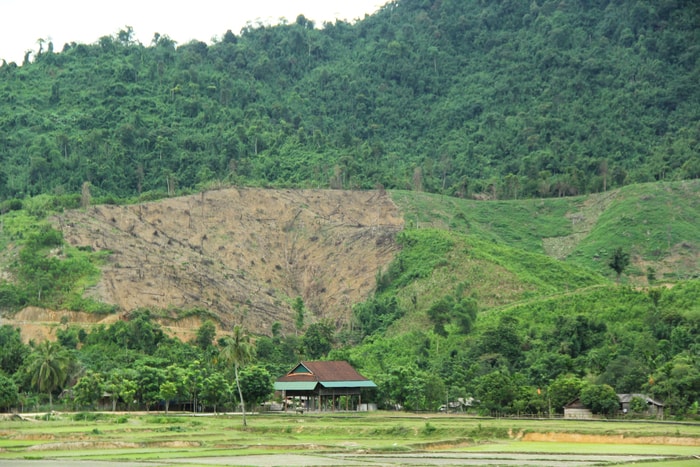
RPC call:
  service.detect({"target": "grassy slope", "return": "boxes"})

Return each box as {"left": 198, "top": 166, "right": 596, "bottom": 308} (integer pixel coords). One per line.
{"left": 366, "top": 229, "right": 606, "bottom": 339}
{"left": 390, "top": 190, "right": 576, "bottom": 253}
{"left": 567, "top": 180, "right": 700, "bottom": 281}
{"left": 391, "top": 180, "right": 700, "bottom": 283}
{"left": 386, "top": 181, "right": 699, "bottom": 335}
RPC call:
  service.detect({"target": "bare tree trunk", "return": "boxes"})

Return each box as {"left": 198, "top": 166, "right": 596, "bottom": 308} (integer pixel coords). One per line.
{"left": 234, "top": 365, "right": 247, "bottom": 427}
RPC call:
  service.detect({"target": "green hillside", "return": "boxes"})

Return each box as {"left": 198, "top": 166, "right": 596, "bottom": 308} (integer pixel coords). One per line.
{"left": 341, "top": 181, "right": 699, "bottom": 414}
{"left": 568, "top": 181, "right": 700, "bottom": 280}
{"left": 392, "top": 180, "right": 700, "bottom": 282}
{"left": 1, "top": 0, "right": 698, "bottom": 200}
{"left": 345, "top": 206, "right": 698, "bottom": 415}
{"left": 0, "top": 183, "right": 698, "bottom": 417}
{"left": 0, "top": 0, "right": 698, "bottom": 418}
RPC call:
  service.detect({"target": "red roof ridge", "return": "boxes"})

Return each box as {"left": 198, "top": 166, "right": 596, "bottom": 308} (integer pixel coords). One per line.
{"left": 278, "top": 360, "right": 370, "bottom": 383}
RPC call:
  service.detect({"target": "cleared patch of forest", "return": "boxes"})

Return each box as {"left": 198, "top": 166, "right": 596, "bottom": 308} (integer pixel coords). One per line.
{"left": 0, "top": 181, "right": 698, "bottom": 417}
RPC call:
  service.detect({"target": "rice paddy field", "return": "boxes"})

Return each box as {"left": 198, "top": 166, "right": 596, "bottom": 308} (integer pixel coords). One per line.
{"left": 1, "top": 411, "right": 699, "bottom": 466}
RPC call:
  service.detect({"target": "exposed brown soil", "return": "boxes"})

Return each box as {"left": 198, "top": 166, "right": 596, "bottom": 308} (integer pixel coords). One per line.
{"left": 522, "top": 432, "right": 700, "bottom": 446}
{"left": 2, "top": 307, "right": 122, "bottom": 344}
{"left": 35, "top": 188, "right": 404, "bottom": 338}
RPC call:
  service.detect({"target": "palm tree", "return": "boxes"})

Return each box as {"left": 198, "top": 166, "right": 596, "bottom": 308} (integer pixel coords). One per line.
{"left": 27, "top": 341, "right": 70, "bottom": 410}
{"left": 220, "top": 325, "right": 254, "bottom": 427}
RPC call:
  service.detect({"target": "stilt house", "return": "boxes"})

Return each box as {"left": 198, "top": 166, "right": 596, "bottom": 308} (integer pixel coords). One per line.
{"left": 274, "top": 361, "right": 376, "bottom": 412}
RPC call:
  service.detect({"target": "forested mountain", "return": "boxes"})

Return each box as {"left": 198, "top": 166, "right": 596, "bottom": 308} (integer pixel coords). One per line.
{"left": 0, "top": 1, "right": 698, "bottom": 419}
{"left": 1, "top": 0, "right": 698, "bottom": 201}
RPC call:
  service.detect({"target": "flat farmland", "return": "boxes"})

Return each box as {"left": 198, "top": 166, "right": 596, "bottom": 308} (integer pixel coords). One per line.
{"left": 1, "top": 412, "right": 699, "bottom": 466}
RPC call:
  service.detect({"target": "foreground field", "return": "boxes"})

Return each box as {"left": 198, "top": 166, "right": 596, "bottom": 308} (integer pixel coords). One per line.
{"left": 1, "top": 412, "right": 699, "bottom": 466}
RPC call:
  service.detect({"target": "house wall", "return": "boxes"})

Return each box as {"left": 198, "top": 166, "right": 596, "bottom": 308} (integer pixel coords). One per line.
{"left": 620, "top": 401, "right": 664, "bottom": 418}
{"left": 564, "top": 408, "right": 593, "bottom": 419}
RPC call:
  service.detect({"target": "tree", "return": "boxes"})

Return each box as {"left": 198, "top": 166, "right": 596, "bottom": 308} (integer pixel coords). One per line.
{"left": 480, "top": 315, "right": 523, "bottom": 368}
{"left": 0, "top": 372, "right": 19, "bottom": 411}
{"left": 72, "top": 370, "right": 103, "bottom": 410}
{"left": 194, "top": 320, "right": 217, "bottom": 350}
{"left": 403, "top": 369, "right": 446, "bottom": 412}
{"left": 200, "top": 371, "right": 230, "bottom": 414}
{"left": 183, "top": 362, "right": 205, "bottom": 413}
{"left": 271, "top": 321, "right": 282, "bottom": 339}
{"left": 580, "top": 383, "right": 620, "bottom": 416}
{"left": 0, "top": 325, "right": 29, "bottom": 376}
{"left": 292, "top": 297, "right": 305, "bottom": 334}
{"left": 646, "top": 354, "right": 700, "bottom": 415}
{"left": 374, "top": 365, "right": 414, "bottom": 410}
{"left": 72, "top": 371, "right": 104, "bottom": 410}
{"left": 453, "top": 297, "right": 478, "bottom": 334}
{"left": 26, "top": 340, "right": 71, "bottom": 410}
{"left": 134, "top": 363, "right": 165, "bottom": 412}
{"left": 474, "top": 370, "right": 518, "bottom": 415}
{"left": 629, "top": 396, "right": 649, "bottom": 414}
{"left": 427, "top": 296, "right": 452, "bottom": 337}
{"left": 547, "top": 374, "right": 584, "bottom": 415}
{"left": 301, "top": 321, "right": 334, "bottom": 359}
{"left": 117, "top": 26, "right": 135, "bottom": 46}
{"left": 56, "top": 325, "right": 80, "bottom": 349}
{"left": 598, "top": 355, "right": 648, "bottom": 394}
{"left": 239, "top": 366, "right": 273, "bottom": 410}
{"left": 159, "top": 381, "right": 178, "bottom": 414}
{"left": 119, "top": 377, "right": 138, "bottom": 412}
{"left": 608, "top": 247, "right": 630, "bottom": 283}
{"left": 104, "top": 370, "right": 129, "bottom": 411}
{"left": 220, "top": 325, "right": 254, "bottom": 427}
{"left": 125, "top": 310, "right": 166, "bottom": 353}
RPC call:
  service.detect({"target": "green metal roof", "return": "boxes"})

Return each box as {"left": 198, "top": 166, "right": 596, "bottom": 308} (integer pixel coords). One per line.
{"left": 274, "top": 381, "right": 318, "bottom": 391}
{"left": 322, "top": 381, "right": 377, "bottom": 388}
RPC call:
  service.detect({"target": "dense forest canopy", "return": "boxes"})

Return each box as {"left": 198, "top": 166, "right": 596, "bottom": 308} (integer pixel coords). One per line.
{"left": 1, "top": 0, "right": 698, "bottom": 200}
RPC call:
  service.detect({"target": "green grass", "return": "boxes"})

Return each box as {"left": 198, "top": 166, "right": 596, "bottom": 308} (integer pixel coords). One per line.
{"left": 391, "top": 190, "right": 576, "bottom": 254}
{"left": 567, "top": 180, "right": 700, "bottom": 280}
{"left": 371, "top": 227, "right": 606, "bottom": 335}
{"left": 0, "top": 206, "right": 116, "bottom": 314}
{"left": 391, "top": 180, "right": 700, "bottom": 284}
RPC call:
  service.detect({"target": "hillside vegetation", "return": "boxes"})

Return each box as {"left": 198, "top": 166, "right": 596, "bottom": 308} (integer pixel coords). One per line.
{"left": 392, "top": 179, "right": 700, "bottom": 281}
{"left": 0, "top": 182, "right": 698, "bottom": 416}
{"left": 0, "top": 0, "right": 698, "bottom": 201}
{"left": 0, "top": 0, "right": 698, "bottom": 419}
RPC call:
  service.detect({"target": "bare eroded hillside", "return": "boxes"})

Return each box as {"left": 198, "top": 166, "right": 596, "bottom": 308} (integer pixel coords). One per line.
{"left": 51, "top": 188, "right": 404, "bottom": 335}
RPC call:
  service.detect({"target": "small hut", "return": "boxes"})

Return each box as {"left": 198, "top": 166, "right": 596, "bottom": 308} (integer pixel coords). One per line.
{"left": 563, "top": 398, "right": 593, "bottom": 419}
{"left": 564, "top": 394, "right": 665, "bottom": 419}
{"left": 618, "top": 393, "right": 664, "bottom": 418}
